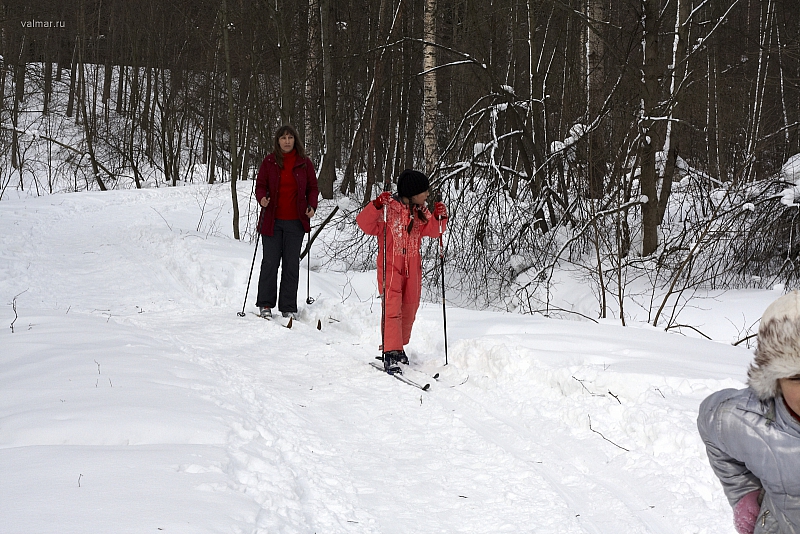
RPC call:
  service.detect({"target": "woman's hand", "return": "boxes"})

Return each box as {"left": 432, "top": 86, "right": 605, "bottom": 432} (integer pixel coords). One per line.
{"left": 306, "top": 206, "right": 315, "bottom": 218}
{"left": 260, "top": 197, "right": 270, "bottom": 207}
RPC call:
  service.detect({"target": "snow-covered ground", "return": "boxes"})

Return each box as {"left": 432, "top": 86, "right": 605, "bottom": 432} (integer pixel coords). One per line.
{"left": 0, "top": 183, "right": 779, "bottom": 533}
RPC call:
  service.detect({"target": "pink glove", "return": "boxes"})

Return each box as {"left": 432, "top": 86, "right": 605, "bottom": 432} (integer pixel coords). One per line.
{"left": 433, "top": 201, "right": 448, "bottom": 220}
{"left": 373, "top": 191, "right": 391, "bottom": 210}
{"left": 733, "top": 490, "right": 761, "bottom": 534}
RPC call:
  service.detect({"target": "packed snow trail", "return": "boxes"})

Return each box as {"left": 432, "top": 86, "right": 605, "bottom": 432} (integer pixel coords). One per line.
{"left": 0, "top": 185, "right": 769, "bottom": 533}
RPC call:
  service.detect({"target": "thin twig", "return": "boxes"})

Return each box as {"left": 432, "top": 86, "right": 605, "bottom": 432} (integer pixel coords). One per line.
{"left": 151, "top": 207, "right": 173, "bottom": 231}
{"left": 733, "top": 333, "right": 758, "bottom": 347}
{"left": 531, "top": 306, "right": 600, "bottom": 323}
{"left": 573, "top": 376, "right": 604, "bottom": 397}
{"left": 664, "top": 323, "right": 712, "bottom": 340}
{"left": 11, "top": 298, "right": 18, "bottom": 333}
{"left": 10, "top": 289, "right": 28, "bottom": 333}
{"left": 588, "top": 415, "right": 629, "bottom": 452}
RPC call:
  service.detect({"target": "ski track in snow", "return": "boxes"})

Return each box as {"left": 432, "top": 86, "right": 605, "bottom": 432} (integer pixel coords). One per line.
{"left": 0, "top": 186, "right": 755, "bottom": 533}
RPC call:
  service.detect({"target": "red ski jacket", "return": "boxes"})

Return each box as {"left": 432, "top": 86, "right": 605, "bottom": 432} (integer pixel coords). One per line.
{"left": 356, "top": 197, "right": 447, "bottom": 289}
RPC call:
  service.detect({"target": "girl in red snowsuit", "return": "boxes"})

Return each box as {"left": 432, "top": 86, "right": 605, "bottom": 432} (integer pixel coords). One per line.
{"left": 356, "top": 170, "right": 447, "bottom": 369}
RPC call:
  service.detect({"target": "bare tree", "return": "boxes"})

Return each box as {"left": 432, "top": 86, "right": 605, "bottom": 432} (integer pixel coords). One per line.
{"left": 317, "top": 0, "right": 337, "bottom": 198}
{"left": 221, "top": 0, "right": 241, "bottom": 239}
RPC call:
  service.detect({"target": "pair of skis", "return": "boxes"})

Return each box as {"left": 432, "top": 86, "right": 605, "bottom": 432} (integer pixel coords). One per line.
{"left": 252, "top": 312, "right": 294, "bottom": 328}
{"left": 252, "top": 312, "right": 324, "bottom": 331}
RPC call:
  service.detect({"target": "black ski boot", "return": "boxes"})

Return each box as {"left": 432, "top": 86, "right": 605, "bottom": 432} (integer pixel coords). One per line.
{"left": 382, "top": 350, "right": 408, "bottom": 374}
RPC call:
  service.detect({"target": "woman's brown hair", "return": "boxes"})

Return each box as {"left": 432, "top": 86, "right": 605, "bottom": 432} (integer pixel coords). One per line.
{"left": 273, "top": 124, "right": 306, "bottom": 168}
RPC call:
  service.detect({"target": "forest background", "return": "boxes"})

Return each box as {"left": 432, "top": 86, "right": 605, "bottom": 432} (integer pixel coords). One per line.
{"left": 2, "top": 0, "right": 800, "bottom": 332}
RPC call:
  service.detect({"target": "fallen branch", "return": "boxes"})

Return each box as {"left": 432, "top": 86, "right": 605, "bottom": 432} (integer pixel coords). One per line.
{"left": 301, "top": 206, "right": 340, "bottom": 260}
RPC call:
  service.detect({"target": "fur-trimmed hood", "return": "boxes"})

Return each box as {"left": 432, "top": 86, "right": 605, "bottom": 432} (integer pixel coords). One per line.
{"left": 748, "top": 290, "right": 800, "bottom": 400}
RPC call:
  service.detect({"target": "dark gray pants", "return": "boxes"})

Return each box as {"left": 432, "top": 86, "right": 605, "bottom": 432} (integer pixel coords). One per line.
{"left": 256, "top": 219, "right": 305, "bottom": 313}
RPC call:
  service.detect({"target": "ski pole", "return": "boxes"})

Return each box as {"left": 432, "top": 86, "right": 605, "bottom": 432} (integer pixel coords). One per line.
{"left": 380, "top": 197, "right": 388, "bottom": 359}
{"left": 237, "top": 209, "right": 265, "bottom": 317}
{"left": 305, "top": 228, "right": 314, "bottom": 305}
{"left": 438, "top": 218, "right": 449, "bottom": 366}
{"left": 380, "top": 180, "right": 391, "bottom": 361}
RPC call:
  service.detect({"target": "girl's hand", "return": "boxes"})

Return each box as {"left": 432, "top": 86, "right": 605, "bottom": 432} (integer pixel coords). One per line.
{"left": 733, "top": 490, "right": 761, "bottom": 534}
{"left": 306, "top": 206, "right": 315, "bottom": 218}
{"left": 373, "top": 191, "right": 392, "bottom": 209}
{"left": 260, "top": 197, "right": 270, "bottom": 207}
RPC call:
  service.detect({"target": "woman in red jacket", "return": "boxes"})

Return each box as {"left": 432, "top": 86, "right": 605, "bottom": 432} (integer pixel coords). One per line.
{"left": 356, "top": 170, "right": 447, "bottom": 371}
{"left": 255, "top": 125, "right": 319, "bottom": 319}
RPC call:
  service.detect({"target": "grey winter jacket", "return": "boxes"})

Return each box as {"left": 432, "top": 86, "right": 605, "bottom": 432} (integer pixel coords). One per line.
{"left": 698, "top": 387, "right": 800, "bottom": 533}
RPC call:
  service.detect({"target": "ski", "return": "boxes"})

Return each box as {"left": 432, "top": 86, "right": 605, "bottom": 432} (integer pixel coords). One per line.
{"left": 405, "top": 365, "right": 440, "bottom": 381}
{"left": 405, "top": 365, "right": 469, "bottom": 387}
{"left": 249, "top": 312, "right": 293, "bottom": 329}
{"left": 369, "top": 362, "right": 430, "bottom": 391}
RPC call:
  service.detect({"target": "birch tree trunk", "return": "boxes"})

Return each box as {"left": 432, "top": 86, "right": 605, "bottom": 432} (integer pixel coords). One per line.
{"left": 0, "top": 27, "right": 5, "bottom": 120}
{"left": 422, "top": 0, "right": 438, "bottom": 175}
{"left": 744, "top": 0, "right": 773, "bottom": 183}
{"left": 656, "top": 0, "right": 687, "bottom": 224}
{"left": 775, "top": 17, "right": 790, "bottom": 149}
{"left": 662, "top": 0, "right": 688, "bottom": 159}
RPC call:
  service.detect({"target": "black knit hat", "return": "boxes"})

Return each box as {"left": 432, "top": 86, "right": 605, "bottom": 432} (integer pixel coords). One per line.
{"left": 397, "top": 169, "right": 429, "bottom": 199}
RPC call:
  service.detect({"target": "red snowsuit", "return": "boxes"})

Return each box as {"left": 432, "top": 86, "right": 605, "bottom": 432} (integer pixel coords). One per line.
{"left": 356, "top": 197, "right": 447, "bottom": 352}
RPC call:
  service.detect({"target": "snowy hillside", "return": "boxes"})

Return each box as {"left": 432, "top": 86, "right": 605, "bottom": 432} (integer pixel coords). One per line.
{"left": 0, "top": 184, "right": 779, "bottom": 533}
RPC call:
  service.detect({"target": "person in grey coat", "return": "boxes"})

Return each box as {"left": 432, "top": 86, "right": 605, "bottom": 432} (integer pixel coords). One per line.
{"left": 698, "top": 290, "right": 800, "bottom": 534}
